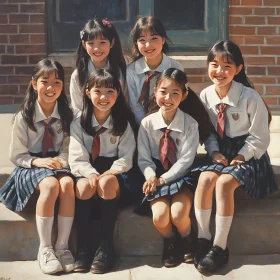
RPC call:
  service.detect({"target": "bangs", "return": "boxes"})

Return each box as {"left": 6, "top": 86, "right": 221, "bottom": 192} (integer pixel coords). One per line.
{"left": 136, "top": 25, "right": 159, "bottom": 39}
{"left": 88, "top": 75, "right": 118, "bottom": 90}
{"left": 86, "top": 25, "right": 112, "bottom": 42}
{"left": 34, "top": 64, "right": 64, "bottom": 81}
{"left": 208, "top": 50, "right": 235, "bottom": 65}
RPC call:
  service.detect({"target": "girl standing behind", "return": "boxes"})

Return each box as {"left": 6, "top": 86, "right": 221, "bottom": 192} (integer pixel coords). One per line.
{"left": 69, "top": 69, "right": 139, "bottom": 274}
{"left": 0, "top": 59, "right": 75, "bottom": 274}
{"left": 193, "top": 40, "right": 278, "bottom": 273}
{"left": 70, "top": 18, "right": 127, "bottom": 114}
{"left": 127, "top": 16, "right": 183, "bottom": 124}
{"left": 138, "top": 68, "right": 199, "bottom": 267}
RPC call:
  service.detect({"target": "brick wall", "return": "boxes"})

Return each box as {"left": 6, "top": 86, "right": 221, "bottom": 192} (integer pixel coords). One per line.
{"left": 0, "top": 0, "right": 279, "bottom": 112}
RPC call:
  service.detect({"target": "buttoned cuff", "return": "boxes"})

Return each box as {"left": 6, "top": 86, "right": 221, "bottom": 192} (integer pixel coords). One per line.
{"left": 238, "top": 146, "right": 254, "bottom": 161}
{"left": 83, "top": 167, "right": 100, "bottom": 178}
{"left": 110, "top": 159, "right": 129, "bottom": 173}
{"left": 144, "top": 167, "right": 156, "bottom": 181}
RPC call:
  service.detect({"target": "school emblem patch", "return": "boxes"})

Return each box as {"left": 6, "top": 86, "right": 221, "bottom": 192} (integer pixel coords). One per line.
{"left": 56, "top": 123, "right": 63, "bottom": 134}
{"left": 231, "top": 113, "right": 239, "bottom": 121}
{"left": 110, "top": 137, "right": 117, "bottom": 144}
{"left": 176, "top": 139, "right": 181, "bottom": 146}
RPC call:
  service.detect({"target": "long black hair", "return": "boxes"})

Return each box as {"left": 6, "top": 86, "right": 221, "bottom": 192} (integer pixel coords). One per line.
{"left": 18, "top": 58, "right": 73, "bottom": 134}
{"left": 130, "top": 16, "right": 171, "bottom": 62}
{"left": 81, "top": 69, "right": 137, "bottom": 137}
{"left": 149, "top": 68, "right": 213, "bottom": 144}
{"left": 208, "top": 40, "right": 271, "bottom": 123}
{"left": 76, "top": 18, "right": 126, "bottom": 89}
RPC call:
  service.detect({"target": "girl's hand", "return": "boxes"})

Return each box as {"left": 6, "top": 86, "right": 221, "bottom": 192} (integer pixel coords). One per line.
{"left": 230, "top": 154, "right": 245, "bottom": 166}
{"left": 211, "top": 151, "right": 228, "bottom": 166}
{"left": 98, "top": 169, "right": 122, "bottom": 179}
{"left": 32, "top": 158, "right": 60, "bottom": 170}
{"left": 156, "top": 177, "right": 166, "bottom": 187}
{"left": 53, "top": 157, "right": 63, "bottom": 169}
{"left": 87, "top": 173, "right": 99, "bottom": 189}
{"left": 143, "top": 176, "right": 157, "bottom": 196}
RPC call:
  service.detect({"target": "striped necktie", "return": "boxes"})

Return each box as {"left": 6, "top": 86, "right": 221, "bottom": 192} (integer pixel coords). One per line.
{"left": 41, "top": 118, "right": 57, "bottom": 157}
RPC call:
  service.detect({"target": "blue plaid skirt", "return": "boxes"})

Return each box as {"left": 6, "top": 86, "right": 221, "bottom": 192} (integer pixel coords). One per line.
{"left": 191, "top": 134, "right": 278, "bottom": 199}
{"left": 0, "top": 152, "right": 73, "bottom": 212}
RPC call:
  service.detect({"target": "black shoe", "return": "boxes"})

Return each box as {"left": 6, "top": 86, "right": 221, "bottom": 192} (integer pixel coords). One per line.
{"left": 197, "top": 245, "right": 229, "bottom": 273}
{"left": 90, "top": 242, "right": 116, "bottom": 274}
{"left": 162, "top": 237, "right": 182, "bottom": 267}
{"left": 194, "top": 238, "right": 212, "bottom": 267}
{"left": 181, "top": 229, "right": 197, "bottom": 263}
{"left": 73, "top": 251, "right": 89, "bottom": 272}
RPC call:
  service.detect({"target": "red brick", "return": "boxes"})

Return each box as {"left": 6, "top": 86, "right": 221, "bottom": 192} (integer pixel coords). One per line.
{"left": 9, "top": 14, "right": 29, "bottom": 24}
{"left": 19, "top": 24, "right": 44, "bottom": 34}
{"left": 263, "top": 98, "right": 277, "bottom": 105}
{"left": 0, "top": 96, "right": 14, "bottom": 104}
{"left": 267, "top": 37, "right": 280, "bottom": 44}
{"left": 14, "top": 96, "right": 25, "bottom": 104}
{"left": 247, "top": 66, "right": 266, "bottom": 75}
{"left": 229, "top": 16, "right": 243, "bottom": 24}
{"left": 0, "top": 4, "right": 18, "bottom": 13}
{"left": 10, "top": 34, "right": 30, "bottom": 44}
{"left": 9, "top": 0, "right": 28, "bottom": 2}
{"left": 266, "top": 86, "right": 280, "bottom": 95}
{"left": 239, "top": 45, "right": 259, "bottom": 54}
{"left": 229, "top": 7, "right": 253, "bottom": 15}
{"left": 0, "top": 35, "right": 8, "bottom": 43}
{"left": 254, "top": 85, "right": 264, "bottom": 94}
{"left": 0, "top": 14, "right": 7, "bottom": 23}
{"left": 7, "top": 45, "right": 14, "bottom": 54}
{"left": 20, "top": 3, "right": 44, "bottom": 13}
{"left": 16, "top": 44, "right": 46, "bottom": 54}
{"left": 185, "top": 68, "right": 208, "bottom": 75}
{"left": 228, "top": 35, "right": 245, "bottom": 44}
{"left": 230, "top": 0, "right": 241, "bottom": 4}
{"left": 0, "top": 76, "right": 7, "bottom": 83}
{"left": 0, "top": 45, "right": 5, "bottom": 53}
{"left": 187, "top": 76, "right": 204, "bottom": 83}
{"left": 8, "top": 76, "right": 30, "bottom": 84}
{"left": 257, "top": 26, "right": 277, "bottom": 35}
{"left": 0, "top": 66, "right": 14, "bottom": 74}
{"left": 254, "top": 8, "right": 275, "bottom": 15}
{"left": 250, "top": 77, "right": 276, "bottom": 84}
{"left": 229, "top": 26, "right": 256, "bottom": 35}
{"left": 244, "top": 36, "right": 264, "bottom": 44}
{"left": 277, "top": 8, "right": 280, "bottom": 15}
{"left": 2, "top": 55, "right": 27, "bottom": 64}
{"left": 30, "top": 14, "right": 44, "bottom": 23}
{"left": 30, "top": 34, "right": 46, "bottom": 44}
{"left": 263, "top": 0, "right": 280, "bottom": 6}
{"left": 267, "top": 16, "right": 280, "bottom": 24}
{"left": 245, "top": 16, "right": 265, "bottom": 24}
{"left": 268, "top": 66, "right": 280, "bottom": 75}
{"left": 15, "top": 66, "right": 33, "bottom": 75}
{"left": 0, "top": 85, "right": 18, "bottom": 95}
{"left": 241, "top": 0, "right": 262, "bottom": 5}
{"left": 0, "top": 25, "right": 17, "bottom": 33}
{"left": 261, "top": 47, "right": 280, "bottom": 55}
{"left": 29, "top": 54, "right": 46, "bottom": 64}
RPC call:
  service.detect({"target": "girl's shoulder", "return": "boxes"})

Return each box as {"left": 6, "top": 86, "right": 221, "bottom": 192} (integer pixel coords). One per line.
{"left": 70, "top": 113, "right": 82, "bottom": 129}
{"left": 126, "top": 60, "right": 138, "bottom": 74}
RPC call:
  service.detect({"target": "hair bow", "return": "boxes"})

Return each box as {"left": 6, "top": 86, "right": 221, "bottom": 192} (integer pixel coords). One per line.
{"left": 102, "top": 19, "right": 112, "bottom": 28}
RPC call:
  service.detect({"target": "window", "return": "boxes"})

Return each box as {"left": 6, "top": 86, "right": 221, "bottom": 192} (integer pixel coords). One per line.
{"left": 47, "top": 0, "right": 228, "bottom": 53}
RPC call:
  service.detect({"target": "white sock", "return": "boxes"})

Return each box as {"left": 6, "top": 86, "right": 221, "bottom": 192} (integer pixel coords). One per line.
{"left": 214, "top": 214, "right": 233, "bottom": 250}
{"left": 36, "top": 215, "right": 54, "bottom": 250}
{"left": 195, "top": 206, "right": 212, "bottom": 240}
{"left": 55, "top": 215, "right": 74, "bottom": 251}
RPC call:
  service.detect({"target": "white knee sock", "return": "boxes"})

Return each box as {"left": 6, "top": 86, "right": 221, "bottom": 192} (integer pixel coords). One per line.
{"left": 214, "top": 214, "right": 233, "bottom": 250}
{"left": 36, "top": 215, "right": 54, "bottom": 250}
{"left": 55, "top": 215, "right": 74, "bottom": 251}
{"left": 195, "top": 206, "right": 212, "bottom": 240}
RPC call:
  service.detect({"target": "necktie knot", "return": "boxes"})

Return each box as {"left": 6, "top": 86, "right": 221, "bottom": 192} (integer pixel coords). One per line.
{"left": 41, "top": 118, "right": 57, "bottom": 157}
{"left": 217, "top": 103, "right": 228, "bottom": 139}
{"left": 218, "top": 103, "right": 227, "bottom": 113}
{"left": 91, "top": 126, "right": 107, "bottom": 162}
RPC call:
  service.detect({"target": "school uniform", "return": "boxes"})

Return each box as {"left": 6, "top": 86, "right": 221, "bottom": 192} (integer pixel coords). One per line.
{"left": 70, "top": 60, "right": 125, "bottom": 114}
{"left": 192, "top": 80, "right": 278, "bottom": 198}
{"left": 138, "top": 108, "right": 199, "bottom": 202}
{"left": 127, "top": 54, "right": 183, "bottom": 124}
{"left": 0, "top": 101, "right": 72, "bottom": 212}
{"left": 69, "top": 114, "right": 141, "bottom": 203}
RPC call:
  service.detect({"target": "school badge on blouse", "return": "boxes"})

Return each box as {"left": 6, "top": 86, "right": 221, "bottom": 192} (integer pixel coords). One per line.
{"left": 176, "top": 139, "right": 181, "bottom": 146}
{"left": 56, "top": 123, "right": 63, "bottom": 134}
{"left": 231, "top": 113, "right": 239, "bottom": 121}
{"left": 110, "top": 137, "right": 117, "bottom": 144}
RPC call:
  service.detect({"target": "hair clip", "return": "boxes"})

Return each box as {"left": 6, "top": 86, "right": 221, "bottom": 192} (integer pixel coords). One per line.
{"left": 80, "top": 30, "right": 86, "bottom": 40}
{"left": 185, "top": 83, "right": 189, "bottom": 90}
{"left": 102, "top": 19, "right": 112, "bottom": 28}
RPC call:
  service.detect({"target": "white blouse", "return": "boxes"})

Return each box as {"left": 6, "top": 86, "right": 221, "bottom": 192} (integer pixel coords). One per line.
{"left": 69, "top": 114, "right": 136, "bottom": 178}
{"left": 9, "top": 101, "right": 70, "bottom": 168}
{"left": 127, "top": 53, "right": 183, "bottom": 124}
{"left": 201, "top": 80, "right": 270, "bottom": 160}
{"left": 138, "top": 108, "right": 199, "bottom": 184}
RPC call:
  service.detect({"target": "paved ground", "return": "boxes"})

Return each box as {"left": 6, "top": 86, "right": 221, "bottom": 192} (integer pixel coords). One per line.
{"left": 1, "top": 255, "right": 280, "bottom": 280}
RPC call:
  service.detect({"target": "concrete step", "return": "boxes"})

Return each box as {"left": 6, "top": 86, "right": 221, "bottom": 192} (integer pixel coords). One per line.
{"left": 1, "top": 197, "right": 280, "bottom": 261}
{"left": 1, "top": 255, "right": 280, "bottom": 280}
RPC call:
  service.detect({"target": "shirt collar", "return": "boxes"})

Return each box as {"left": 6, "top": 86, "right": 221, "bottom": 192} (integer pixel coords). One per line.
{"left": 153, "top": 108, "right": 184, "bottom": 133}
{"left": 135, "top": 53, "right": 172, "bottom": 74}
{"left": 207, "top": 80, "right": 244, "bottom": 108}
{"left": 91, "top": 114, "right": 112, "bottom": 129}
{"left": 34, "top": 101, "right": 60, "bottom": 123}
{"left": 88, "top": 60, "right": 110, "bottom": 73}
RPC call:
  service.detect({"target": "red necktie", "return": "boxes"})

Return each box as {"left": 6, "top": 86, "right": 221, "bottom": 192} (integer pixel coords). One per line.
{"left": 217, "top": 103, "right": 228, "bottom": 139}
{"left": 159, "top": 128, "right": 177, "bottom": 170}
{"left": 138, "top": 71, "right": 159, "bottom": 113}
{"left": 91, "top": 127, "right": 107, "bottom": 161}
{"left": 41, "top": 118, "right": 57, "bottom": 157}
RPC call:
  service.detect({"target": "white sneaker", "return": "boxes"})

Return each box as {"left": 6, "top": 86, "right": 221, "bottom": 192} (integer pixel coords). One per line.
{"left": 38, "top": 247, "right": 63, "bottom": 274}
{"left": 55, "top": 249, "right": 75, "bottom": 273}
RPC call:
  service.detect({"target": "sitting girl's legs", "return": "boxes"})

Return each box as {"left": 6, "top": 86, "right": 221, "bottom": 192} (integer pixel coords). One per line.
{"left": 36, "top": 176, "right": 62, "bottom": 274}
{"left": 91, "top": 175, "right": 119, "bottom": 274}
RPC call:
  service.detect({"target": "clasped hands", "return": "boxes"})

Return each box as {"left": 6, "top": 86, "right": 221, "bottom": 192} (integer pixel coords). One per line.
{"left": 32, "top": 157, "right": 63, "bottom": 170}
{"left": 87, "top": 169, "right": 121, "bottom": 188}
{"left": 142, "top": 176, "right": 166, "bottom": 196}
{"left": 211, "top": 151, "right": 245, "bottom": 166}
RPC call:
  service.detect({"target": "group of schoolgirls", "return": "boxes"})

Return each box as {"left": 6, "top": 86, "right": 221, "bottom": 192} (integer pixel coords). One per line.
{"left": 0, "top": 16, "right": 277, "bottom": 275}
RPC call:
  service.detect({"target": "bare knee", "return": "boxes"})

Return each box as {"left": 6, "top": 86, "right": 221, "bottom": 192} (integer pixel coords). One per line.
{"left": 97, "top": 175, "right": 119, "bottom": 199}
{"left": 151, "top": 202, "right": 170, "bottom": 229}
{"left": 197, "top": 171, "right": 219, "bottom": 193}
{"left": 76, "top": 178, "right": 96, "bottom": 200}
{"left": 215, "top": 175, "right": 239, "bottom": 200}
{"left": 38, "top": 176, "right": 59, "bottom": 201}
{"left": 170, "top": 203, "right": 191, "bottom": 225}
{"left": 59, "top": 176, "right": 74, "bottom": 197}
